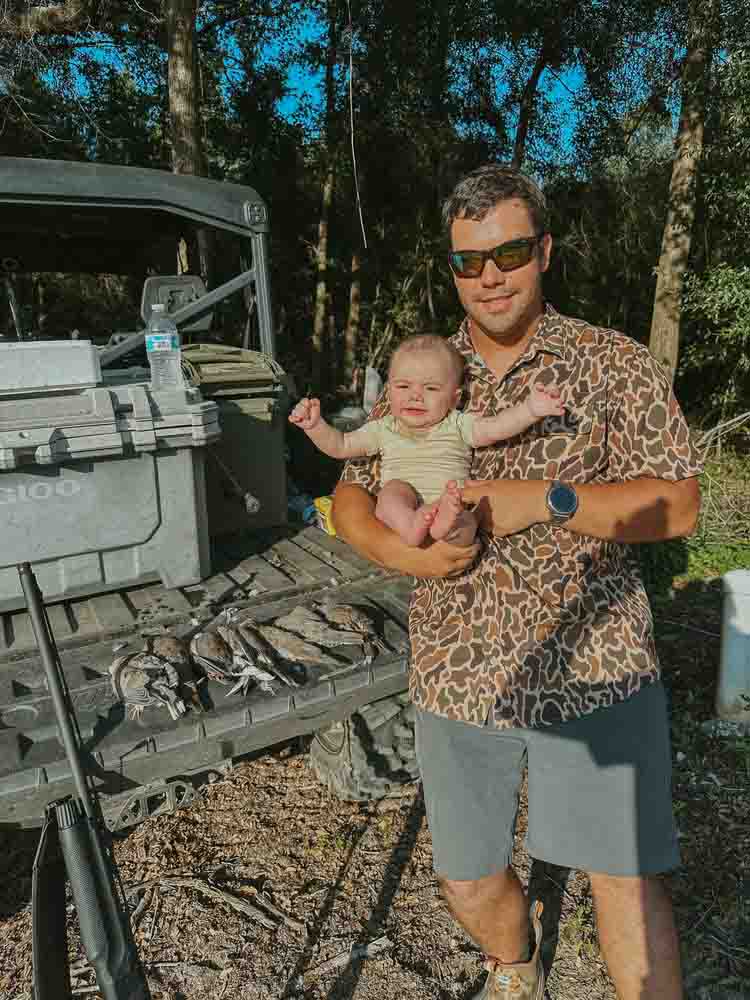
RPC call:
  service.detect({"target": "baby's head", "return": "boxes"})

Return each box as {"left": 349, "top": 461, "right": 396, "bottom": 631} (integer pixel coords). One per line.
{"left": 387, "top": 335, "right": 465, "bottom": 429}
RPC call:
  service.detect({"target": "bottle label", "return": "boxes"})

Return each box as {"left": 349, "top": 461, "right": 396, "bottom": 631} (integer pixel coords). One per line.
{"left": 146, "top": 334, "right": 179, "bottom": 352}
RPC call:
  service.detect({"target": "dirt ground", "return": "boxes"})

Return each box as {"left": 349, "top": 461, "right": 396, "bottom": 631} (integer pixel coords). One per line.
{"left": 1, "top": 574, "right": 749, "bottom": 1000}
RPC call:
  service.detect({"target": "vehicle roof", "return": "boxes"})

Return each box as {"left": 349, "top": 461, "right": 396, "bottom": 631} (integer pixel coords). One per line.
{"left": 0, "top": 157, "right": 269, "bottom": 274}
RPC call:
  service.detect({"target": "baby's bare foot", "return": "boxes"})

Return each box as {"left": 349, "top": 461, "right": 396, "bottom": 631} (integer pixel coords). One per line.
{"left": 399, "top": 504, "right": 437, "bottom": 547}
{"left": 429, "top": 482, "right": 465, "bottom": 541}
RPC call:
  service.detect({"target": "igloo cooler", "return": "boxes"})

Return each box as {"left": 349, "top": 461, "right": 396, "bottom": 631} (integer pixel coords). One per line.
{"left": 0, "top": 341, "right": 219, "bottom": 611}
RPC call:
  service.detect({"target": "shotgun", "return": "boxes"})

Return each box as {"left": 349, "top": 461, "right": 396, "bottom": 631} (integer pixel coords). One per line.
{"left": 20, "top": 562, "right": 152, "bottom": 1000}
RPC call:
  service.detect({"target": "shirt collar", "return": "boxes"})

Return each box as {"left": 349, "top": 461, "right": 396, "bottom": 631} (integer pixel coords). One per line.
{"left": 451, "top": 303, "right": 572, "bottom": 377}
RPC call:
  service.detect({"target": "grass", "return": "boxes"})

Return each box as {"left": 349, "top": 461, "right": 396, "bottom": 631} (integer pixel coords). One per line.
{"left": 649, "top": 451, "right": 750, "bottom": 996}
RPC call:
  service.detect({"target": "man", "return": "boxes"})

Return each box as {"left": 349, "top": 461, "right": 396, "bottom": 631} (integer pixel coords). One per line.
{"left": 332, "top": 164, "right": 701, "bottom": 1000}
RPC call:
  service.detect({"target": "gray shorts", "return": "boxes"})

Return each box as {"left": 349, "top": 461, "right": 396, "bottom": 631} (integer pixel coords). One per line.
{"left": 415, "top": 681, "right": 680, "bottom": 879}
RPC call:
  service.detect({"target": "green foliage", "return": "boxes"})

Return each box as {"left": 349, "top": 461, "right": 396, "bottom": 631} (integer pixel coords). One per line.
{"left": 681, "top": 265, "right": 750, "bottom": 421}
{"left": 685, "top": 538, "right": 750, "bottom": 579}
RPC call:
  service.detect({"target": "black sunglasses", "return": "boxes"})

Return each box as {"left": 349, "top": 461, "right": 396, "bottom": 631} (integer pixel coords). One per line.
{"left": 447, "top": 235, "right": 545, "bottom": 278}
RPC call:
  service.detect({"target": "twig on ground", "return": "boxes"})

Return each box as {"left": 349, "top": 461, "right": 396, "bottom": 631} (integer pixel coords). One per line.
{"left": 146, "top": 960, "right": 216, "bottom": 976}
{"left": 245, "top": 891, "right": 306, "bottom": 933}
{"left": 129, "top": 886, "right": 152, "bottom": 931}
{"left": 159, "top": 876, "right": 279, "bottom": 929}
{"left": 305, "top": 935, "right": 393, "bottom": 979}
{"left": 659, "top": 619, "right": 721, "bottom": 638}
{"left": 688, "top": 891, "right": 719, "bottom": 936}
{"left": 147, "top": 887, "right": 162, "bottom": 943}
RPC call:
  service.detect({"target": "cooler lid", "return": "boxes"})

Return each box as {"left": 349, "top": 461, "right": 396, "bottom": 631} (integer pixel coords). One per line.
{"left": 0, "top": 384, "right": 219, "bottom": 469}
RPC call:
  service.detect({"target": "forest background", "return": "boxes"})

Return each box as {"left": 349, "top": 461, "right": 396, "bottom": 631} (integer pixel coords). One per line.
{"left": 0, "top": 0, "right": 748, "bottom": 433}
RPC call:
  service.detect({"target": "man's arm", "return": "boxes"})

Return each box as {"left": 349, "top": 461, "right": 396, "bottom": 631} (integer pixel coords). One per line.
{"left": 461, "top": 476, "right": 701, "bottom": 543}
{"left": 332, "top": 482, "right": 480, "bottom": 577}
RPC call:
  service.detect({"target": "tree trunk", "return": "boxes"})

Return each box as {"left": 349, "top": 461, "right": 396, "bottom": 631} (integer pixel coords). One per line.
{"left": 311, "top": 0, "right": 339, "bottom": 393}
{"left": 342, "top": 251, "right": 361, "bottom": 391}
{"left": 312, "top": 165, "right": 335, "bottom": 390}
{"left": 512, "top": 47, "right": 548, "bottom": 169}
{"left": 166, "top": 0, "right": 213, "bottom": 288}
{"left": 648, "top": 0, "right": 717, "bottom": 379}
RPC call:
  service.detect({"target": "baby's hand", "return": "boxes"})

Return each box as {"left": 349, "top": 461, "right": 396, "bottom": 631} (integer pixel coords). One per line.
{"left": 288, "top": 397, "right": 322, "bottom": 431}
{"left": 527, "top": 383, "right": 565, "bottom": 419}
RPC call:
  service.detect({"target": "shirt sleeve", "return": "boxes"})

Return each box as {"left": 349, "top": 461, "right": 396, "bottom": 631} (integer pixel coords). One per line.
{"left": 344, "top": 419, "right": 383, "bottom": 457}
{"left": 607, "top": 342, "right": 703, "bottom": 481}
{"left": 338, "top": 392, "right": 390, "bottom": 494}
{"left": 455, "top": 410, "right": 477, "bottom": 446}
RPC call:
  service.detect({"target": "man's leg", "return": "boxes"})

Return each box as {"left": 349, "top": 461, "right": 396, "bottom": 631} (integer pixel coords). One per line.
{"left": 523, "top": 684, "right": 683, "bottom": 997}
{"left": 589, "top": 872, "right": 683, "bottom": 1000}
{"left": 440, "top": 867, "right": 529, "bottom": 963}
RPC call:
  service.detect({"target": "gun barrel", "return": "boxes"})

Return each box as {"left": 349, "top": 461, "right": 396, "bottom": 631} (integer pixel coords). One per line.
{"left": 18, "top": 563, "right": 96, "bottom": 819}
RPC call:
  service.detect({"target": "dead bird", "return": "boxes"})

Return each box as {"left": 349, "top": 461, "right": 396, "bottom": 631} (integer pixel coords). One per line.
{"left": 273, "top": 604, "right": 365, "bottom": 652}
{"left": 236, "top": 618, "right": 305, "bottom": 688}
{"left": 143, "top": 634, "right": 204, "bottom": 711}
{"left": 109, "top": 651, "right": 187, "bottom": 722}
{"left": 223, "top": 609, "right": 283, "bottom": 670}
{"left": 215, "top": 625, "right": 278, "bottom": 696}
{"left": 256, "top": 622, "right": 343, "bottom": 673}
{"left": 313, "top": 601, "right": 390, "bottom": 663}
{"left": 189, "top": 630, "right": 235, "bottom": 683}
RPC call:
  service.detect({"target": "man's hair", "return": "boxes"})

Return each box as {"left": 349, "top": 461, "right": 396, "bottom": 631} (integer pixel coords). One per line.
{"left": 441, "top": 164, "right": 549, "bottom": 238}
{"left": 389, "top": 334, "right": 465, "bottom": 385}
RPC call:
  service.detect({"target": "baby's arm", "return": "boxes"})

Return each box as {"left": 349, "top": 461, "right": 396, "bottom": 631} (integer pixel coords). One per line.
{"left": 471, "top": 383, "right": 564, "bottom": 448}
{"left": 288, "top": 397, "right": 377, "bottom": 460}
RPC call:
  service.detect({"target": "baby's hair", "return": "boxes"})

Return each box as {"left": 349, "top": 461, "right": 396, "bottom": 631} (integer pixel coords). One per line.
{"left": 389, "top": 335, "right": 465, "bottom": 385}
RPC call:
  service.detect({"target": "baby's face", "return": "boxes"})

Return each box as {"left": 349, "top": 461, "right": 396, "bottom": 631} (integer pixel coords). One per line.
{"left": 388, "top": 351, "right": 461, "bottom": 430}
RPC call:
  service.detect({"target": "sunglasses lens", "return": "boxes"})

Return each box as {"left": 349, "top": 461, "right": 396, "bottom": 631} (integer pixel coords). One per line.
{"left": 493, "top": 243, "right": 534, "bottom": 271}
{"left": 450, "top": 251, "right": 485, "bottom": 277}
{"left": 450, "top": 238, "right": 540, "bottom": 277}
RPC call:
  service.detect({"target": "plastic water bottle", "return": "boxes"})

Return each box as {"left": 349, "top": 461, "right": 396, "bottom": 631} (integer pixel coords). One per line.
{"left": 145, "top": 303, "right": 183, "bottom": 389}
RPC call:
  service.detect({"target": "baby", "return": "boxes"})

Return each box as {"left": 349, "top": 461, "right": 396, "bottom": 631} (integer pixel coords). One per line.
{"left": 289, "top": 334, "right": 564, "bottom": 547}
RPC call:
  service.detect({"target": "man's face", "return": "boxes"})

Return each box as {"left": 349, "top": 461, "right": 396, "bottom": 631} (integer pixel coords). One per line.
{"left": 388, "top": 350, "right": 461, "bottom": 430}
{"left": 450, "top": 199, "right": 551, "bottom": 344}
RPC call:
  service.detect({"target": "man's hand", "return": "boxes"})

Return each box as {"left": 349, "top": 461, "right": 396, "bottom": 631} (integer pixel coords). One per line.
{"left": 289, "top": 397, "right": 322, "bottom": 431}
{"left": 398, "top": 538, "right": 481, "bottom": 579}
{"left": 461, "top": 479, "right": 550, "bottom": 537}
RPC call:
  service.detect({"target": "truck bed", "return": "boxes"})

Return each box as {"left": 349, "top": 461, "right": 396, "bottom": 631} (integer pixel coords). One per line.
{"left": 0, "top": 526, "right": 413, "bottom": 830}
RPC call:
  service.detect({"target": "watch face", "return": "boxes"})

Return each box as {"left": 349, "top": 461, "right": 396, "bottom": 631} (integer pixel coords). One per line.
{"left": 549, "top": 482, "right": 577, "bottom": 516}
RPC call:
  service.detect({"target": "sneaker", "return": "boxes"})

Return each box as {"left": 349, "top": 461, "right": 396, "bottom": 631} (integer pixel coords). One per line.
{"left": 472, "top": 901, "right": 545, "bottom": 1000}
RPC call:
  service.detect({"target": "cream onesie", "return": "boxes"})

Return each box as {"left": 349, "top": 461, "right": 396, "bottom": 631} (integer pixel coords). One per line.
{"left": 347, "top": 410, "right": 477, "bottom": 504}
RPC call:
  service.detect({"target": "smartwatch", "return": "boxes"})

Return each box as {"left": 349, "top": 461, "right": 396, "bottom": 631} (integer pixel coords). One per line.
{"left": 546, "top": 480, "right": 578, "bottom": 524}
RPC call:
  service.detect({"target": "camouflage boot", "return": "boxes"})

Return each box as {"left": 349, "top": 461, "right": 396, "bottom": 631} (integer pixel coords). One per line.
{"left": 473, "top": 901, "right": 545, "bottom": 1000}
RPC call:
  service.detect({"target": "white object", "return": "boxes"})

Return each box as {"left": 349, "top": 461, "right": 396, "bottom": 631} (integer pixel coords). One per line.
{"left": 362, "top": 365, "right": 383, "bottom": 414}
{"left": 716, "top": 569, "right": 750, "bottom": 722}
{"left": 0, "top": 340, "right": 101, "bottom": 393}
{"left": 145, "top": 304, "right": 183, "bottom": 390}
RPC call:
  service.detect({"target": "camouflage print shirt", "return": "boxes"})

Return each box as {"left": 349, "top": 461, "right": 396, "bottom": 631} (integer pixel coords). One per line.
{"left": 339, "top": 306, "right": 703, "bottom": 729}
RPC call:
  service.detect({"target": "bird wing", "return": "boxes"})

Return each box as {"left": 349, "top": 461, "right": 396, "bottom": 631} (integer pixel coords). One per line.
{"left": 257, "top": 624, "right": 342, "bottom": 668}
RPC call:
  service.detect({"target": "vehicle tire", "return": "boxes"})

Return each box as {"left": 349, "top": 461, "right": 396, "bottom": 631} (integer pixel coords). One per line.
{"left": 309, "top": 692, "right": 419, "bottom": 801}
